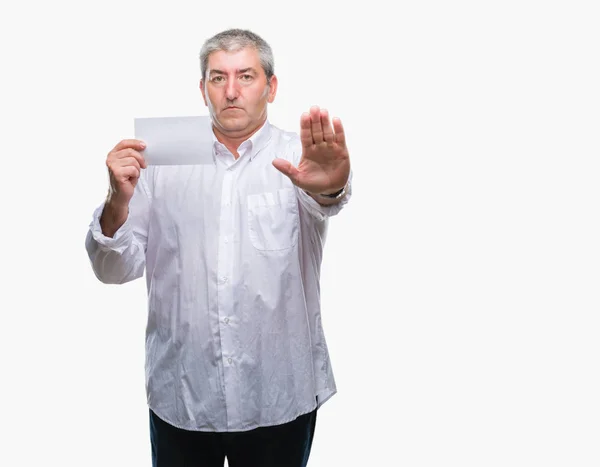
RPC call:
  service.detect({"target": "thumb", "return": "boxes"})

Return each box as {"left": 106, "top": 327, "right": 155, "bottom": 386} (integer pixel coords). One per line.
{"left": 272, "top": 158, "right": 300, "bottom": 185}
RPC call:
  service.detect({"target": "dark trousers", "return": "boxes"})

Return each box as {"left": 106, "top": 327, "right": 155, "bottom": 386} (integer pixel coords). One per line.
{"left": 149, "top": 408, "right": 317, "bottom": 467}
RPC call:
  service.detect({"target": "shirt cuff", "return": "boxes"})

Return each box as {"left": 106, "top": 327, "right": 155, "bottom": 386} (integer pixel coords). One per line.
{"left": 295, "top": 172, "right": 353, "bottom": 222}
{"left": 89, "top": 202, "right": 133, "bottom": 254}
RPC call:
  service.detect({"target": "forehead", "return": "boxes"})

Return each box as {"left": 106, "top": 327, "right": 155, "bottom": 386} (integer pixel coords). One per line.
{"left": 207, "top": 47, "right": 263, "bottom": 73}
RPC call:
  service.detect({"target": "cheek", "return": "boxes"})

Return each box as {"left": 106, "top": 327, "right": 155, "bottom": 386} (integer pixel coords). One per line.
{"left": 247, "top": 87, "right": 269, "bottom": 108}
{"left": 206, "top": 88, "right": 221, "bottom": 104}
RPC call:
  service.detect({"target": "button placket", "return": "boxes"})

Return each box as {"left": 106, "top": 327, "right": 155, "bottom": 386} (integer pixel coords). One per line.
{"left": 216, "top": 167, "right": 240, "bottom": 427}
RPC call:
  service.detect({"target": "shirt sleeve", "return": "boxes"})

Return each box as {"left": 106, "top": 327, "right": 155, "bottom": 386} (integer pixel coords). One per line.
{"left": 288, "top": 135, "right": 353, "bottom": 222}
{"left": 84, "top": 170, "right": 151, "bottom": 284}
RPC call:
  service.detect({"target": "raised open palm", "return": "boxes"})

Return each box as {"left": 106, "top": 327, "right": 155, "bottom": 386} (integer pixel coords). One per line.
{"left": 272, "top": 106, "right": 350, "bottom": 195}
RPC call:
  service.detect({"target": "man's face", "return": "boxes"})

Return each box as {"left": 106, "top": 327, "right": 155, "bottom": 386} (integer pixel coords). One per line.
{"left": 201, "top": 47, "right": 277, "bottom": 138}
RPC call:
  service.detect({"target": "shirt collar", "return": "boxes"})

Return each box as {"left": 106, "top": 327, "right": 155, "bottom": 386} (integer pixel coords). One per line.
{"left": 212, "top": 119, "right": 272, "bottom": 162}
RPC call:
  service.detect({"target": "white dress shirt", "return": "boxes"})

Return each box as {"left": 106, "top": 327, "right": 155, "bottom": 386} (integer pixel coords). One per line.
{"left": 85, "top": 120, "right": 352, "bottom": 432}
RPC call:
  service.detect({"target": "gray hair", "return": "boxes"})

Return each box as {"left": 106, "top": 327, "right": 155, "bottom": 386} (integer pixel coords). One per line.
{"left": 199, "top": 29, "right": 275, "bottom": 83}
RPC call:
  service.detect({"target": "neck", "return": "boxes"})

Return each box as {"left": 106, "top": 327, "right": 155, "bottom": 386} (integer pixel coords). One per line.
{"left": 212, "top": 117, "right": 266, "bottom": 159}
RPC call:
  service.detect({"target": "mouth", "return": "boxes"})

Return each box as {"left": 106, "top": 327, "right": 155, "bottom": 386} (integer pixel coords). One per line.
{"left": 224, "top": 106, "right": 242, "bottom": 111}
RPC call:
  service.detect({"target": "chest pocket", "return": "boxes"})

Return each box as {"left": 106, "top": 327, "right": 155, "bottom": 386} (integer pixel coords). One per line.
{"left": 247, "top": 188, "right": 299, "bottom": 251}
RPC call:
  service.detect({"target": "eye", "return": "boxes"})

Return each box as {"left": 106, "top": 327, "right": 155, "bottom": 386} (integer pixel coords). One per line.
{"left": 211, "top": 76, "right": 225, "bottom": 83}
{"left": 240, "top": 74, "right": 253, "bottom": 81}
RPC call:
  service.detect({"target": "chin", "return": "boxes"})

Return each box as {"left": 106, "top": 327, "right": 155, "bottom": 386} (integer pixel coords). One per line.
{"left": 218, "top": 116, "right": 249, "bottom": 132}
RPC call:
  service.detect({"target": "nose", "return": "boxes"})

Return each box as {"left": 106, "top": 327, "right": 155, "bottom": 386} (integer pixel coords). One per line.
{"left": 225, "top": 77, "right": 240, "bottom": 101}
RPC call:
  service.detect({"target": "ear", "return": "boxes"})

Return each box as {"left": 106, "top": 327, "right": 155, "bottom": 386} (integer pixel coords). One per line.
{"left": 267, "top": 75, "right": 278, "bottom": 104}
{"left": 200, "top": 79, "right": 208, "bottom": 106}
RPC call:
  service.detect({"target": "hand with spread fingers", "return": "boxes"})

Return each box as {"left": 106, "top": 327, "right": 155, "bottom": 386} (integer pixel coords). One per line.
{"left": 272, "top": 105, "right": 351, "bottom": 197}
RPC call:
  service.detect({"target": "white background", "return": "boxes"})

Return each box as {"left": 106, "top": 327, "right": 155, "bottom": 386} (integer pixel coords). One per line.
{"left": 1, "top": 0, "right": 599, "bottom": 466}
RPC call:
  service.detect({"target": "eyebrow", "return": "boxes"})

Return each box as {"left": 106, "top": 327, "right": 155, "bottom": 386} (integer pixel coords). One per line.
{"left": 209, "top": 67, "right": 258, "bottom": 75}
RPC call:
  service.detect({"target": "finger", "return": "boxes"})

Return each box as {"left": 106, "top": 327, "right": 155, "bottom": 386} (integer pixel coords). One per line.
{"left": 310, "top": 106, "right": 324, "bottom": 144}
{"left": 115, "top": 148, "right": 147, "bottom": 169}
{"left": 272, "top": 158, "right": 301, "bottom": 185}
{"left": 300, "top": 113, "right": 313, "bottom": 148}
{"left": 107, "top": 158, "right": 141, "bottom": 180}
{"left": 117, "top": 156, "right": 142, "bottom": 171}
{"left": 332, "top": 117, "right": 346, "bottom": 146}
{"left": 112, "top": 139, "right": 146, "bottom": 153}
{"left": 320, "top": 109, "right": 334, "bottom": 144}
{"left": 117, "top": 165, "right": 141, "bottom": 183}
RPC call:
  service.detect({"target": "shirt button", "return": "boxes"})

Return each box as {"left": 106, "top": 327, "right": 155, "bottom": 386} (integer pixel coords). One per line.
{"left": 222, "top": 276, "right": 228, "bottom": 283}
{"left": 228, "top": 358, "right": 233, "bottom": 364}
{"left": 224, "top": 317, "right": 229, "bottom": 324}
{"left": 224, "top": 237, "right": 229, "bottom": 244}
